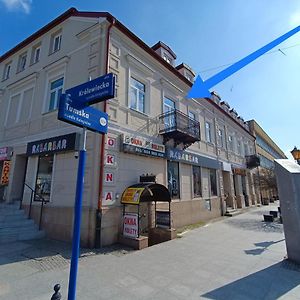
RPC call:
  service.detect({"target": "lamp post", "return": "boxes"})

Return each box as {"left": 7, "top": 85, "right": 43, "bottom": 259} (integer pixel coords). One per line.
{"left": 291, "top": 146, "right": 300, "bottom": 165}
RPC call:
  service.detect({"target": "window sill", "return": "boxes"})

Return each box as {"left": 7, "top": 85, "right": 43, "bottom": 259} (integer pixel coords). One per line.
{"left": 16, "top": 69, "right": 25, "bottom": 74}
{"left": 48, "top": 49, "right": 60, "bottom": 56}
{"left": 129, "top": 107, "right": 149, "bottom": 118}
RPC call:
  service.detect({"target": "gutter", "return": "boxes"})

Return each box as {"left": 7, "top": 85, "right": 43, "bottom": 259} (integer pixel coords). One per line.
{"left": 95, "top": 16, "right": 115, "bottom": 248}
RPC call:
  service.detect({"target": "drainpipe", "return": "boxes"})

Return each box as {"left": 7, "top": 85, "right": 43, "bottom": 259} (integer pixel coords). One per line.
{"left": 95, "top": 16, "right": 115, "bottom": 248}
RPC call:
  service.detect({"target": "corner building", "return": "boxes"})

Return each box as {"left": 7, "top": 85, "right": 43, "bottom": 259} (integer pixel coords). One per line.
{"left": 0, "top": 8, "right": 260, "bottom": 247}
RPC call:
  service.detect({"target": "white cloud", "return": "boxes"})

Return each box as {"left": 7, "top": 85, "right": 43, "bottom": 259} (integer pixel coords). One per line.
{"left": 1, "top": 0, "right": 32, "bottom": 14}
{"left": 289, "top": 11, "right": 300, "bottom": 27}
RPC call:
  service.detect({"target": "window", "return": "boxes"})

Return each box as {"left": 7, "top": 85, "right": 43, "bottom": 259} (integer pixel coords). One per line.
{"left": 48, "top": 77, "right": 64, "bottom": 112}
{"left": 188, "top": 111, "right": 196, "bottom": 120}
{"left": 193, "top": 166, "right": 202, "bottom": 197}
{"left": 228, "top": 135, "right": 234, "bottom": 151}
{"left": 17, "top": 53, "right": 27, "bottom": 72}
{"left": 237, "top": 140, "right": 242, "bottom": 155}
{"left": 2, "top": 62, "right": 11, "bottom": 80}
{"left": 218, "top": 129, "right": 224, "bottom": 148}
{"left": 205, "top": 122, "right": 212, "bottom": 143}
{"left": 163, "top": 97, "right": 175, "bottom": 129}
{"left": 130, "top": 77, "right": 145, "bottom": 113}
{"left": 163, "top": 54, "right": 171, "bottom": 64}
{"left": 209, "top": 169, "right": 217, "bottom": 196}
{"left": 167, "top": 161, "right": 180, "bottom": 198}
{"left": 51, "top": 32, "right": 62, "bottom": 53}
{"left": 35, "top": 155, "right": 54, "bottom": 202}
{"left": 31, "top": 45, "right": 41, "bottom": 64}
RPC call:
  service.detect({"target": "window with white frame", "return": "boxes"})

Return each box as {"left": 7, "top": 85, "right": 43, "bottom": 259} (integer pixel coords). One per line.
{"left": 2, "top": 62, "right": 11, "bottom": 80}
{"left": 17, "top": 53, "right": 27, "bottom": 72}
{"left": 205, "top": 121, "right": 212, "bottom": 143}
{"left": 130, "top": 77, "right": 145, "bottom": 113}
{"left": 47, "top": 77, "right": 64, "bottom": 112}
{"left": 51, "top": 32, "right": 62, "bottom": 54}
{"left": 218, "top": 128, "right": 224, "bottom": 148}
{"left": 237, "top": 140, "right": 242, "bottom": 155}
{"left": 31, "top": 45, "right": 41, "bottom": 64}
{"left": 228, "top": 135, "right": 234, "bottom": 151}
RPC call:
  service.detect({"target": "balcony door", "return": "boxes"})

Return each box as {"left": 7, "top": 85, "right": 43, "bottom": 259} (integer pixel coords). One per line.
{"left": 163, "top": 97, "right": 176, "bottom": 130}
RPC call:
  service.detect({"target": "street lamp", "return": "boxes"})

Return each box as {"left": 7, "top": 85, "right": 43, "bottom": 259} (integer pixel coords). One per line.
{"left": 291, "top": 146, "right": 300, "bottom": 165}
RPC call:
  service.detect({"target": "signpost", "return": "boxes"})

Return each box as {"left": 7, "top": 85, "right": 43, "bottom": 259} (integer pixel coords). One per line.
{"left": 57, "top": 74, "right": 115, "bottom": 300}
{"left": 65, "top": 73, "right": 115, "bottom": 107}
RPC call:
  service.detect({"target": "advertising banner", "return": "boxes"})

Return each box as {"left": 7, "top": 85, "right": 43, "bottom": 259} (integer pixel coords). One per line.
{"left": 123, "top": 213, "right": 139, "bottom": 239}
{"left": 121, "top": 187, "right": 144, "bottom": 205}
{"left": 0, "top": 161, "right": 11, "bottom": 185}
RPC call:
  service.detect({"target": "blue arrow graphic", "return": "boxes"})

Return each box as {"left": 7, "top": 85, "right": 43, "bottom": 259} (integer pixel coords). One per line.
{"left": 188, "top": 25, "right": 300, "bottom": 98}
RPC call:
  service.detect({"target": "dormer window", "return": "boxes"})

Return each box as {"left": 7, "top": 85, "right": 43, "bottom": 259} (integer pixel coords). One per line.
{"left": 163, "top": 53, "right": 172, "bottom": 64}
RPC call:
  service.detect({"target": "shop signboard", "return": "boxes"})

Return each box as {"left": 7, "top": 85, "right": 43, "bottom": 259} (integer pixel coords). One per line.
{"left": 121, "top": 187, "right": 144, "bottom": 205}
{"left": 122, "top": 134, "right": 165, "bottom": 158}
{"left": 123, "top": 213, "right": 139, "bottom": 239}
{"left": 27, "top": 133, "right": 80, "bottom": 156}
{"left": 156, "top": 211, "right": 171, "bottom": 228}
{"left": 0, "top": 147, "right": 12, "bottom": 161}
{"left": 0, "top": 161, "right": 11, "bottom": 185}
{"left": 58, "top": 94, "right": 108, "bottom": 134}
{"left": 65, "top": 73, "right": 115, "bottom": 107}
{"left": 166, "top": 148, "right": 221, "bottom": 169}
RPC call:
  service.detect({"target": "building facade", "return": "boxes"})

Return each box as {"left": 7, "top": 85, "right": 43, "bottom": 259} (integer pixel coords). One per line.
{"left": 0, "top": 8, "right": 260, "bottom": 247}
{"left": 247, "top": 120, "right": 287, "bottom": 203}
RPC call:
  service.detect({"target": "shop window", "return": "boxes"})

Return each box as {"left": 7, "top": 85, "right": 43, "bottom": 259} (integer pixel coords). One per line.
{"left": 130, "top": 77, "right": 145, "bottom": 113}
{"left": 47, "top": 77, "right": 64, "bottom": 111}
{"left": 209, "top": 169, "right": 217, "bottom": 196}
{"left": 193, "top": 165, "right": 202, "bottom": 197}
{"left": 35, "top": 155, "right": 54, "bottom": 202}
{"left": 167, "top": 161, "right": 180, "bottom": 199}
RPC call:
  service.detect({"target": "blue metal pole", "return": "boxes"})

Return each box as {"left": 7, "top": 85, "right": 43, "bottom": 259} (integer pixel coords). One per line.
{"left": 68, "top": 129, "right": 86, "bottom": 300}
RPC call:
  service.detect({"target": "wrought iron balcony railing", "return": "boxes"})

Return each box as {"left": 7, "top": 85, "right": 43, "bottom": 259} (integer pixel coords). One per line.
{"left": 159, "top": 109, "right": 200, "bottom": 145}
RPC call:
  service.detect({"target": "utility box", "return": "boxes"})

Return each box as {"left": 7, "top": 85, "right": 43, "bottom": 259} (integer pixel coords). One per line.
{"left": 274, "top": 159, "right": 300, "bottom": 264}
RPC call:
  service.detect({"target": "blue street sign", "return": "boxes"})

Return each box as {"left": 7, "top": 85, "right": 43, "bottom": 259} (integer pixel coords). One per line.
{"left": 66, "top": 73, "right": 115, "bottom": 107}
{"left": 58, "top": 94, "right": 108, "bottom": 134}
{"left": 188, "top": 25, "right": 300, "bottom": 98}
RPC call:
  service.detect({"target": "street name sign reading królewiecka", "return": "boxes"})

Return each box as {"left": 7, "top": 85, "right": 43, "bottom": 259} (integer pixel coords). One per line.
{"left": 65, "top": 73, "right": 115, "bottom": 107}
{"left": 58, "top": 93, "right": 108, "bottom": 134}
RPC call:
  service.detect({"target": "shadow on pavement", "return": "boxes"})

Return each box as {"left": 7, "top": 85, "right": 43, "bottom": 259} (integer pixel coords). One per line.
{"left": 224, "top": 218, "right": 283, "bottom": 233}
{"left": 244, "top": 239, "right": 285, "bottom": 256}
{"left": 202, "top": 261, "right": 300, "bottom": 300}
{"left": 0, "top": 238, "right": 134, "bottom": 270}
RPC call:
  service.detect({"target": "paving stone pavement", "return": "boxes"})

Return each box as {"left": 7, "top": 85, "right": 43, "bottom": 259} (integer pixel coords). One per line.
{"left": 1, "top": 202, "right": 300, "bottom": 300}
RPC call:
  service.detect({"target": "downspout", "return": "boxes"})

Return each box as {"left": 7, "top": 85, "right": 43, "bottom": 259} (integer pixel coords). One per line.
{"left": 95, "top": 16, "right": 115, "bottom": 248}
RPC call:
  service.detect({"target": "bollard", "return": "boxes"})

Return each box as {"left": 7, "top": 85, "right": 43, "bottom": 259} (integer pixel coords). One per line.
{"left": 51, "top": 284, "right": 61, "bottom": 300}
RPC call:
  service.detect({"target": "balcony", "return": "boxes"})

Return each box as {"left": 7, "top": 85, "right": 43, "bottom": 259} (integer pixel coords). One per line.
{"left": 159, "top": 109, "right": 200, "bottom": 147}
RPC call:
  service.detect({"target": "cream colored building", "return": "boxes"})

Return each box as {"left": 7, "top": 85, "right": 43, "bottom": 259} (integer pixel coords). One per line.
{"left": 247, "top": 119, "right": 286, "bottom": 203}
{"left": 0, "top": 8, "right": 260, "bottom": 247}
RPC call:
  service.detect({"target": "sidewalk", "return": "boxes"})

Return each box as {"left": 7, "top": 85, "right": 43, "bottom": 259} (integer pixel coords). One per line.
{"left": 0, "top": 202, "right": 299, "bottom": 300}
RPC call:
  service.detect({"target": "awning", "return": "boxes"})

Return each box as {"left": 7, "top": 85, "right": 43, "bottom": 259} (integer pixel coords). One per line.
{"left": 121, "top": 183, "right": 171, "bottom": 205}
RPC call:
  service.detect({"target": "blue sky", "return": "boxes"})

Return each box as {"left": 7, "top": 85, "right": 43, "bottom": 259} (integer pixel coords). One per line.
{"left": 1, "top": 0, "right": 299, "bottom": 158}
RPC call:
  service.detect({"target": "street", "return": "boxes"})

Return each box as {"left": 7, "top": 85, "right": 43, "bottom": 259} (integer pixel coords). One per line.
{"left": 1, "top": 203, "right": 299, "bottom": 300}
